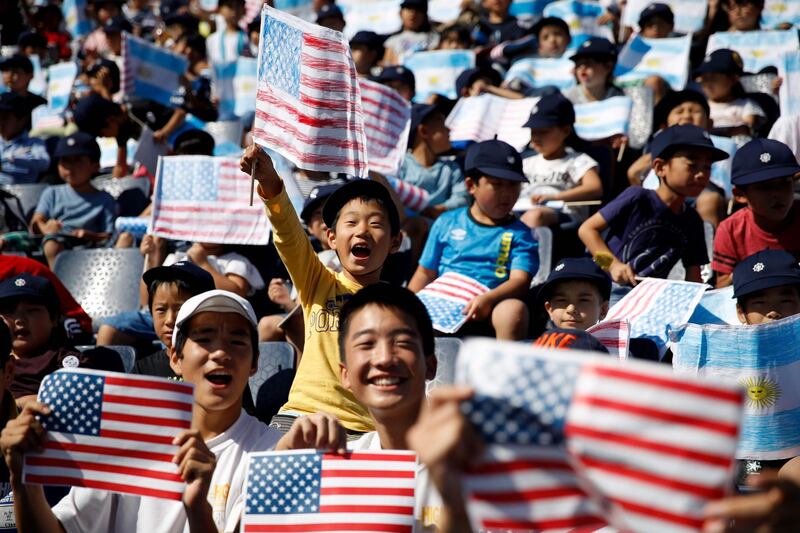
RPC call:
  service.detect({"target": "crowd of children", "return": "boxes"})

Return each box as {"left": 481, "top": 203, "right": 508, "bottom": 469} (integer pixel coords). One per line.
{"left": 1, "top": 0, "right": 800, "bottom": 530}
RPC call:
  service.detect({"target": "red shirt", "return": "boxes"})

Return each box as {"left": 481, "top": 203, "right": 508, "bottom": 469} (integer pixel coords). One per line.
{"left": 712, "top": 203, "right": 800, "bottom": 274}
{"left": 0, "top": 255, "right": 92, "bottom": 334}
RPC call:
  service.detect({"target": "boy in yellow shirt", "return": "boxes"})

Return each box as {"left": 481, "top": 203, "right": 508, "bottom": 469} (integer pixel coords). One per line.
{"left": 240, "top": 146, "right": 403, "bottom": 434}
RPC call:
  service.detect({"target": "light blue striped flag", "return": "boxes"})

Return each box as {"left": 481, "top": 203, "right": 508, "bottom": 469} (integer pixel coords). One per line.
{"left": 615, "top": 34, "right": 692, "bottom": 89}
{"left": 761, "top": 0, "right": 800, "bottom": 29}
{"left": 622, "top": 0, "right": 708, "bottom": 34}
{"left": 509, "top": 0, "right": 556, "bottom": 18}
{"left": 672, "top": 313, "right": 800, "bottom": 460}
{"left": 62, "top": 0, "right": 92, "bottom": 38}
{"left": 213, "top": 57, "right": 257, "bottom": 120}
{"left": 338, "top": 0, "right": 402, "bottom": 39}
{"left": 707, "top": 30, "right": 799, "bottom": 73}
{"left": 778, "top": 51, "right": 800, "bottom": 116}
{"left": 573, "top": 96, "right": 632, "bottom": 140}
{"left": 273, "top": 0, "right": 314, "bottom": 20}
{"left": 121, "top": 33, "right": 188, "bottom": 107}
{"left": 543, "top": 0, "right": 614, "bottom": 50}
{"left": 505, "top": 57, "right": 576, "bottom": 90}
{"left": 687, "top": 286, "right": 738, "bottom": 326}
{"left": 28, "top": 55, "right": 47, "bottom": 97}
{"left": 47, "top": 62, "right": 78, "bottom": 112}
{"left": 403, "top": 49, "right": 475, "bottom": 102}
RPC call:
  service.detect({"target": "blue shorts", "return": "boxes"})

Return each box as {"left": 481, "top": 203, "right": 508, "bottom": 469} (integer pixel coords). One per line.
{"left": 101, "top": 310, "right": 158, "bottom": 341}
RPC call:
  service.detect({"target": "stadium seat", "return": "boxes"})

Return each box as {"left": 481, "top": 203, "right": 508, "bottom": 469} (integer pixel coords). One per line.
{"left": 249, "top": 341, "right": 296, "bottom": 406}
{"left": 53, "top": 249, "right": 144, "bottom": 331}
{"left": 532, "top": 226, "right": 553, "bottom": 287}
{"left": 77, "top": 345, "right": 136, "bottom": 372}
{"left": 0, "top": 183, "right": 48, "bottom": 222}
{"left": 92, "top": 176, "right": 151, "bottom": 199}
{"left": 426, "top": 337, "right": 463, "bottom": 394}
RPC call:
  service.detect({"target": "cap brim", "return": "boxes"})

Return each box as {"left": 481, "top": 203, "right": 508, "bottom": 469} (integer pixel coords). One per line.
{"left": 734, "top": 275, "right": 800, "bottom": 299}
{"left": 536, "top": 272, "right": 612, "bottom": 302}
{"left": 569, "top": 51, "right": 615, "bottom": 62}
{"left": 523, "top": 116, "right": 563, "bottom": 129}
{"left": 322, "top": 179, "right": 400, "bottom": 233}
{"left": 474, "top": 166, "right": 528, "bottom": 182}
{"left": 732, "top": 165, "right": 800, "bottom": 186}
{"left": 658, "top": 143, "right": 730, "bottom": 163}
{"left": 176, "top": 292, "right": 257, "bottom": 330}
{"left": 142, "top": 265, "right": 215, "bottom": 293}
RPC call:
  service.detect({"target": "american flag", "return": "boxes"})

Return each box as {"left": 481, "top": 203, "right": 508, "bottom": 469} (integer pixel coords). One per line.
{"left": 359, "top": 79, "right": 411, "bottom": 176}
{"left": 150, "top": 155, "right": 271, "bottom": 245}
{"left": 23, "top": 369, "right": 194, "bottom": 501}
{"left": 458, "top": 339, "right": 743, "bottom": 533}
{"left": 242, "top": 450, "right": 416, "bottom": 532}
{"left": 587, "top": 319, "right": 630, "bottom": 359}
{"left": 416, "top": 272, "right": 489, "bottom": 334}
{"left": 387, "top": 177, "right": 430, "bottom": 213}
{"left": 446, "top": 94, "right": 539, "bottom": 152}
{"left": 253, "top": 6, "right": 368, "bottom": 178}
{"left": 602, "top": 278, "right": 706, "bottom": 353}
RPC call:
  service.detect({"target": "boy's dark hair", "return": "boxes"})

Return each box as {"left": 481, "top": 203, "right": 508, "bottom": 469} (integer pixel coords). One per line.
{"left": 179, "top": 33, "right": 208, "bottom": 59}
{"left": 218, "top": 0, "right": 245, "bottom": 9}
{"left": 323, "top": 180, "right": 401, "bottom": 236}
{"left": 337, "top": 283, "right": 435, "bottom": 363}
{"left": 147, "top": 278, "right": 193, "bottom": 311}
{"left": 330, "top": 196, "right": 400, "bottom": 236}
{"left": 543, "top": 278, "right": 608, "bottom": 304}
{"left": 173, "top": 317, "right": 259, "bottom": 366}
{"left": 439, "top": 23, "right": 471, "bottom": 46}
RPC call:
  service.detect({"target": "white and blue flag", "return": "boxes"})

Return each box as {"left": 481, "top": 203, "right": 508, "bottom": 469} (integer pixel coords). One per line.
{"left": 672, "top": 314, "right": 800, "bottom": 460}
{"left": 761, "top": 0, "right": 800, "bottom": 29}
{"left": 213, "top": 57, "right": 257, "bottom": 120}
{"left": 28, "top": 55, "right": 47, "bottom": 97}
{"left": 338, "top": 0, "right": 402, "bottom": 38}
{"left": 122, "top": 33, "right": 188, "bottom": 107}
{"left": 47, "top": 62, "right": 78, "bottom": 112}
{"left": 622, "top": 0, "right": 708, "bottom": 34}
{"left": 778, "top": 51, "right": 800, "bottom": 116}
{"left": 686, "top": 285, "right": 738, "bottom": 326}
{"left": 543, "top": 0, "right": 614, "bottom": 50}
{"left": 509, "top": 0, "right": 556, "bottom": 18}
{"left": 615, "top": 34, "right": 692, "bottom": 90}
{"left": 404, "top": 49, "right": 474, "bottom": 102}
{"left": 573, "top": 96, "right": 632, "bottom": 140}
{"left": 62, "top": 0, "right": 92, "bottom": 38}
{"left": 272, "top": 0, "right": 314, "bottom": 20}
{"left": 504, "top": 57, "right": 576, "bottom": 90}
{"left": 707, "top": 30, "right": 799, "bottom": 73}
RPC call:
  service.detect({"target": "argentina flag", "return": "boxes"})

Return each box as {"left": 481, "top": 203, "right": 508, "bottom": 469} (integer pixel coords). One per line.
{"left": 707, "top": 30, "right": 799, "bottom": 73}
{"left": 504, "top": 57, "right": 576, "bottom": 90}
{"left": 47, "top": 62, "right": 78, "bottom": 112}
{"left": 761, "top": 0, "right": 800, "bottom": 29}
{"left": 122, "top": 33, "right": 188, "bottom": 107}
{"left": 213, "top": 57, "right": 257, "bottom": 120}
{"left": 778, "top": 51, "right": 800, "bottom": 116}
{"left": 623, "top": 0, "right": 708, "bottom": 34}
{"left": 542, "top": 0, "right": 614, "bottom": 50}
{"left": 509, "top": 0, "right": 555, "bottom": 18}
{"left": 573, "top": 96, "right": 632, "bottom": 140}
{"left": 672, "top": 314, "right": 800, "bottom": 460}
{"left": 615, "top": 34, "right": 692, "bottom": 90}
{"left": 404, "top": 50, "right": 474, "bottom": 102}
{"left": 62, "top": 0, "right": 92, "bottom": 38}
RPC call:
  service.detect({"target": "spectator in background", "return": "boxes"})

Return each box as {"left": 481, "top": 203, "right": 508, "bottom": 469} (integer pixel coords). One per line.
{"left": 383, "top": 0, "right": 440, "bottom": 64}
{"left": 474, "top": 0, "right": 525, "bottom": 48}
{"left": 16, "top": 31, "right": 50, "bottom": 65}
{"left": 101, "top": 15, "right": 133, "bottom": 59}
{"left": 124, "top": 0, "right": 159, "bottom": 37}
{"left": 0, "top": 93, "right": 50, "bottom": 185}
{"left": 315, "top": 3, "right": 346, "bottom": 33}
{"left": 86, "top": 58, "right": 121, "bottom": 101}
{"left": 374, "top": 65, "right": 416, "bottom": 102}
{"left": 34, "top": 4, "right": 72, "bottom": 60}
{"left": 82, "top": 0, "right": 123, "bottom": 57}
{"left": 0, "top": 55, "right": 47, "bottom": 113}
{"left": 638, "top": 2, "right": 676, "bottom": 38}
{"left": 206, "top": 0, "right": 248, "bottom": 65}
{"left": 563, "top": 37, "right": 624, "bottom": 105}
{"left": 437, "top": 23, "right": 472, "bottom": 50}
{"left": 72, "top": 93, "right": 136, "bottom": 177}
{"left": 350, "top": 31, "right": 386, "bottom": 77}
{"left": 726, "top": 0, "right": 764, "bottom": 31}
{"left": 536, "top": 257, "right": 611, "bottom": 331}
{"left": 455, "top": 66, "right": 502, "bottom": 98}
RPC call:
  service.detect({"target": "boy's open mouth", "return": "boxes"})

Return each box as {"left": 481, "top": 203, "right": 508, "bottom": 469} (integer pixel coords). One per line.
{"left": 205, "top": 370, "right": 233, "bottom": 386}
{"left": 352, "top": 244, "right": 371, "bottom": 258}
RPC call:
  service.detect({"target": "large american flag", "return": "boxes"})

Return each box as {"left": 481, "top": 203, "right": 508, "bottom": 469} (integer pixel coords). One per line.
{"left": 253, "top": 6, "right": 368, "bottom": 178}
{"left": 359, "top": 79, "right": 411, "bottom": 176}
{"left": 416, "top": 272, "right": 489, "bottom": 334}
{"left": 242, "top": 450, "right": 416, "bottom": 532}
{"left": 458, "top": 339, "right": 743, "bottom": 533}
{"left": 23, "top": 369, "right": 194, "bottom": 501}
{"left": 587, "top": 319, "right": 630, "bottom": 359}
{"left": 150, "top": 155, "right": 271, "bottom": 245}
{"left": 387, "top": 177, "right": 430, "bottom": 213}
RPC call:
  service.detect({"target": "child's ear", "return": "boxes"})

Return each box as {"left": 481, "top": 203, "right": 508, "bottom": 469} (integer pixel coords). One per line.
{"left": 326, "top": 226, "right": 337, "bottom": 250}
{"left": 465, "top": 176, "right": 477, "bottom": 192}
{"left": 168, "top": 345, "right": 182, "bottom": 376}
{"left": 424, "top": 352, "right": 437, "bottom": 381}
{"left": 543, "top": 301, "right": 554, "bottom": 317}
{"left": 736, "top": 303, "right": 748, "bottom": 325}
{"left": 599, "top": 300, "right": 609, "bottom": 321}
{"left": 339, "top": 362, "right": 351, "bottom": 390}
{"left": 390, "top": 231, "right": 403, "bottom": 253}
{"left": 652, "top": 156, "right": 668, "bottom": 178}
{"left": 732, "top": 185, "right": 749, "bottom": 206}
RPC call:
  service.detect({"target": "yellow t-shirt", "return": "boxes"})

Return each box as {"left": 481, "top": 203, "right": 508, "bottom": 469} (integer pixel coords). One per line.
{"left": 262, "top": 186, "right": 374, "bottom": 432}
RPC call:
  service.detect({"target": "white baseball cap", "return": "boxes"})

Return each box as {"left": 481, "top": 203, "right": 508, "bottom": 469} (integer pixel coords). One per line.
{"left": 175, "top": 290, "right": 258, "bottom": 331}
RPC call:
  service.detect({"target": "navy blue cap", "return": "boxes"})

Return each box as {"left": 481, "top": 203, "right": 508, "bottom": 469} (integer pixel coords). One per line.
{"left": 142, "top": 261, "right": 216, "bottom": 294}
{"left": 731, "top": 138, "right": 800, "bottom": 186}
{"left": 695, "top": 49, "right": 744, "bottom": 76}
{"left": 733, "top": 249, "right": 800, "bottom": 299}
{"left": 0, "top": 54, "right": 33, "bottom": 73}
{"left": 409, "top": 103, "right": 443, "bottom": 146}
{"left": 301, "top": 183, "right": 342, "bottom": 223}
{"left": 523, "top": 92, "right": 575, "bottom": 129}
{"left": 373, "top": 65, "right": 416, "bottom": 90}
{"left": 87, "top": 58, "right": 121, "bottom": 94}
{"left": 569, "top": 37, "right": 616, "bottom": 62}
{"left": 173, "top": 128, "right": 215, "bottom": 155}
{"left": 400, "top": 0, "right": 427, "bottom": 10}
{"left": 53, "top": 132, "right": 101, "bottom": 161}
{"left": 103, "top": 15, "right": 133, "bottom": 33}
{"left": 0, "top": 273, "right": 59, "bottom": 314}
{"left": 534, "top": 328, "right": 609, "bottom": 354}
{"left": 73, "top": 93, "right": 120, "bottom": 136}
{"left": 322, "top": 180, "right": 401, "bottom": 235}
{"left": 17, "top": 30, "right": 48, "bottom": 50}
{"left": 532, "top": 16, "right": 571, "bottom": 41}
{"left": 649, "top": 124, "right": 729, "bottom": 162}
{"left": 465, "top": 140, "right": 527, "bottom": 182}
{"left": 455, "top": 67, "right": 502, "bottom": 96}
{"left": 316, "top": 3, "right": 343, "bottom": 22}
{"left": 638, "top": 2, "right": 674, "bottom": 27}
{"left": 349, "top": 31, "right": 386, "bottom": 52}
{"left": 537, "top": 257, "right": 612, "bottom": 302}
{"left": 164, "top": 12, "right": 200, "bottom": 32}
{"left": 0, "top": 92, "right": 31, "bottom": 115}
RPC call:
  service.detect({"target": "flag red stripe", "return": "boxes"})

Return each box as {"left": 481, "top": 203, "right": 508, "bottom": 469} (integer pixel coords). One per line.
{"left": 258, "top": 91, "right": 352, "bottom": 129}
{"left": 42, "top": 440, "right": 173, "bottom": 463}
{"left": 583, "top": 364, "right": 742, "bottom": 403}
{"left": 607, "top": 279, "right": 663, "bottom": 320}
{"left": 254, "top": 129, "right": 364, "bottom": 169}
{"left": 360, "top": 86, "right": 407, "bottom": 112}
{"left": 572, "top": 395, "right": 740, "bottom": 436}
{"left": 299, "top": 73, "right": 353, "bottom": 95}
{"left": 105, "top": 375, "right": 193, "bottom": 395}
{"left": 421, "top": 287, "right": 472, "bottom": 303}
{"left": 319, "top": 487, "right": 415, "bottom": 497}
{"left": 103, "top": 394, "right": 193, "bottom": 411}
{"left": 364, "top": 128, "right": 405, "bottom": 151}
{"left": 440, "top": 274, "right": 488, "bottom": 292}
{"left": 152, "top": 205, "right": 260, "bottom": 214}
{"left": 100, "top": 429, "right": 176, "bottom": 445}
{"left": 244, "top": 525, "right": 411, "bottom": 533}
{"left": 466, "top": 458, "right": 572, "bottom": 474}
{"left": 25, "top": 474, "right": 183, "bottom": 501}
{"left": 26, "top": 456, "right": 183, "bottom": 483}
{"left": 153, "top": 214, "right": 262, "bottom": 227}
{"left": 610, "top": 497, "right": 705, "bottom": 528}
{"left": 482, "top": 516, "right": 606, "bottom": 530}
{"left": 301, "top": 53, "right": 350, "bottom": 74}
{"left": 470, "top": 486, "right": 588, "bottom": 503}
{"left": 299, "top": 92, "right": 353, "bottom": 111}
{"left": 303, "top": 34, "right": 348, "bottom": 54}
{"left": 564, "top": 424, "right": 734, "bottom": 467}
{"left": 254, "top": 111, "right": 361, "bottom": 151}
{"left": 102, "top": 411, "right": 191, "bottom": 429}
{"left": 150, "top": 226, "right": 263, "bottom": 241}
{"left": 432, "top": 279, "right": 485, "bottom": 297}
{"left": 321, "top": 453, "right": 415, "bottom": 462}
{"left": 321, "top": 469, "right": 415, "bottom": 479}
{"left": 318, "top": 505, "right": 414, "bottom": 514}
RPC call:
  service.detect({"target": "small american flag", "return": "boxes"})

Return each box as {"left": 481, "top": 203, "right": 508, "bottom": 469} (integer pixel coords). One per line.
{"left": 387, "top": 177, "right": 430, "bottom": 213}
{"left": 416, "top": 272, "right": 489, "bottom": 334}
{"left": 602, "top": 278, "right": 706, "bottom": 353}
{"left": 458, "top": 339, "right": 743, "bottom": 533}
{"left": 446, "top": 94, "right": 539, "bottom": 152}
{"left": 359, "top": 79, "right": 411, "bottom": 176}
{"left": 150, "top": 155, "right": 271, "bottom": 245}
{"left": 242, "top": 450, "right": 416, "bottom": 532}
{"left": 23, "top": 369, "right": 194, "bottom": 501}
{"left": 587, "top": 319, "right": 630, "bottom": 359}
{"left": 253, "top": 6, "right": 368, "bottom": 178}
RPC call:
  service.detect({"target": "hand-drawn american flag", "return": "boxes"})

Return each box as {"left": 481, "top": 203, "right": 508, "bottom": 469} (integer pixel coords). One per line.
{"left": 150, "top": 155, "right": 271, "bottom": 245}
{"left": 416, "top": 272, "right": 489, "bottom": 334}
{"left": 359, "top": 79, "right": 411, "bottom": 176}
{"left": 587, "top": 319, "right": 630, "bottom": 359}
{"left": 23, "top": 369, "right": 194, "bottom": 501}
{"left": 387, "top": 177, "right": 430, "bottom": 212}
{"left": 602, "top": 278, "right": 706, "bottom": 353}
{"left": 458, "top": 339, "right": 743, "bottom": 533}
{"left": 253, "top": 6, "right": 368, "bottom": 178}
{"left": 242, "top": 450, "right": 416, "bottom": 532}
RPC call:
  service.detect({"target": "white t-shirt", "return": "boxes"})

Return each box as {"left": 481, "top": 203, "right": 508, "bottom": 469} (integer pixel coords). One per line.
{"left": 52, "top": 411, "right": 281, "bottom": 533}
{"left": 164, "top": 251, "right": 266, "bottom": 295}
{"left": 348, "top": 432, "right": 443, "bottom": 533}
{"left": 708, "top": 98, "right": 765, "bottom": 129}
{"left": 519, "top": 148, "right": 598, "bottom": 221}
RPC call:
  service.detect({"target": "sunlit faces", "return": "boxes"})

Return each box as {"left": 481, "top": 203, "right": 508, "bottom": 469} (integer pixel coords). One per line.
{"left": 537, "top": 26, "right": 570, "bottom": 57}
{"left": 1, "top": 68, "right": 32, "bottom": 93}
{"left": 151, "top": 283, "right": 195, "bottom": 349}
{"left": 467, "top": 176, "right": 522, "bottom": 222}
{"left": 544, "top": 280, "right": 608, "bottom": 330}
{"left": 399, "top": 6, "right": 426, "bottom": 31}
{"left": 666, "top": 102, "right": 710, "bottom": 129}
{"left": 727, "top": 0, "right": 762, "bottom": 31}
{"left": 57, "top": 155, "right": 98, "bottom": 189}
{"left": 653, "top": 148, "right": 714, "bottom": 198}
{"left": 529, "top": 125, "right": 571, "bottom": 159}
{"left": 698, "top": 72, "right": 738, "bottom": 102}
{"left": 418, "top": 112, "right": 451, "bottom": 153}
{"left": 574, "top": 58, "right": 613, "bottom": 90}
{"left": 340, "top": 303, "right": 435, "bottom": 417}
{"left": 737, "top": 285, "right": 800, "bottom": 325}
{"left": 736, "top": 176, "right": 796, "bottom": 224}
{"left": 640, "top": 18, "right": 673, "bottom": 39}
{"left": 0, "top": 300, "right": 57, "bottom": 358}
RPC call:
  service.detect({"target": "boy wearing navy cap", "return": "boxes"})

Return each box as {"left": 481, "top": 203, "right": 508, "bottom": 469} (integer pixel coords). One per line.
{"left": 409, "top": 139, "right": 538, "bottom": 340}
{"left": 350, "top": 31, "right": 385, "bottom": 76}
{"left": 374, "top": 65, "right": 416, "bottom": 101}
{"left": 713, "top": 139, "right": 800, "bottom": 288}
{"left": 580, "top": 124, "right": 728, "bottom": 285}
{"left": 0, "top": 92, "right": 50, "bottom": 185}
{"left": 564, "top": 37, "right": 624, "bottom": 105}
{"left": 316, "top": 3, "right": 345, "bottom": 32}
{"left": 733, "top": 249, "right": 800, "bottom": 325}
{"left": 0, "top": 55, "right": 47, "bottom": 112}
{"left": 30, "top": 132, "right": 117, "bottom": 269}
{"left": 538, "top": 257, "right": 611, "bottom": 331}
{"left": 638, "top": 3, "right": 675, "bottom": 38}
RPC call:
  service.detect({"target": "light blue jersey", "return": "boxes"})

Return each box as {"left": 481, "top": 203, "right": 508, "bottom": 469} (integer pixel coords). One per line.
{"left": 35, "top": 184, "right": 117, "bottom": 234}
